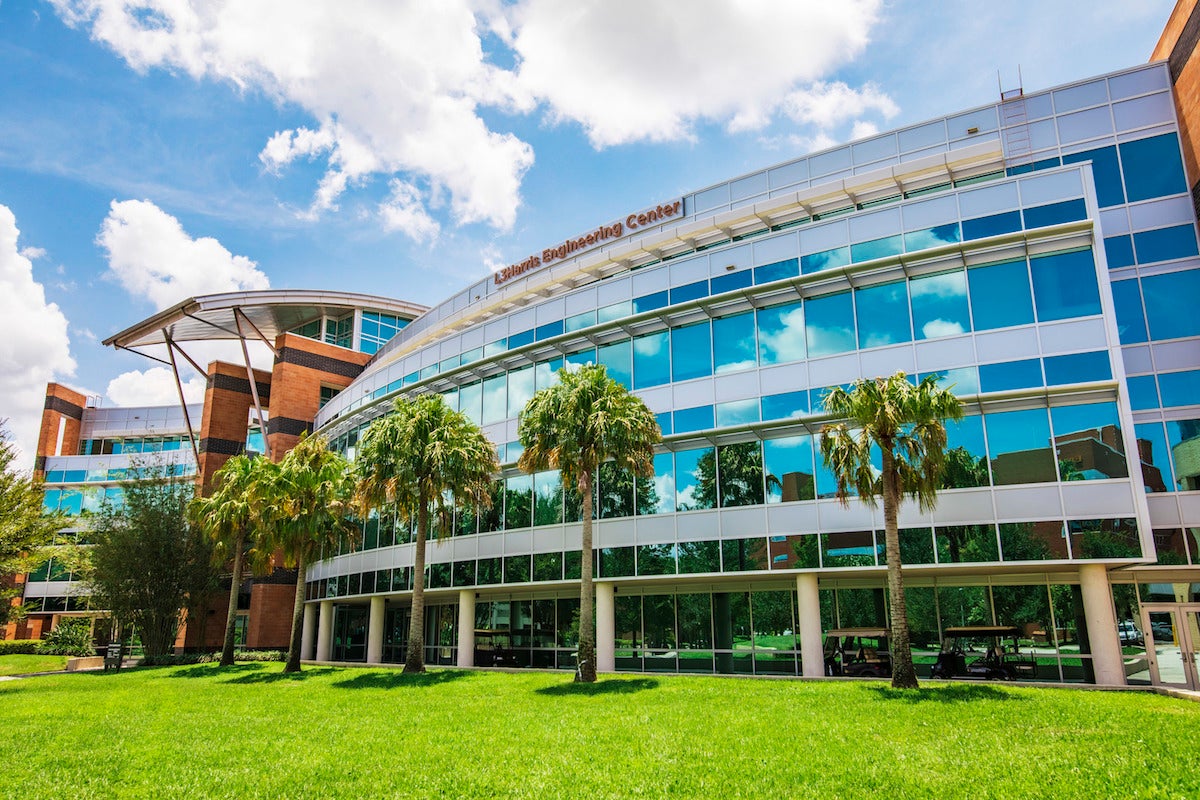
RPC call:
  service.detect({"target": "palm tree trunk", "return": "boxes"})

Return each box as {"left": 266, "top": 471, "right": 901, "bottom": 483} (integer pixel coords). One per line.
{"left": 219, "top": 530, "right": 245, "bottom": 667}
{"left": 577, "top": 469, "right": 596, "bottom": 683}
{"left": 404, "top": 498, "right": 428, "bottom": 674}
{"left": 283, "top": 552, "right": 306, "bottom": 673}
{"left": 882, "top": 450, "right": 919, "bottom": 689}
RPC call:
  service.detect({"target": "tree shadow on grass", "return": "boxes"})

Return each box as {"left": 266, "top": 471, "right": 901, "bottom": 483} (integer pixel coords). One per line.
{"left": 868, "top": 682, "right": 1023, "bottom": 704}
{"left": 331, "top": 669, "right": 475, "bottom": 690}
{"left": 164, "top": 663, "right": 269, "bottom": 679}
{"left": 535, "top": 677, "right": 660, "bottom": 697}
{"left": 221, "top": 667, "right": 341, "bottom": 684}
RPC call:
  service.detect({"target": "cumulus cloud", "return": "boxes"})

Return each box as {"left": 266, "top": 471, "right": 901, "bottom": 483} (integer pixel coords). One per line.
{"left": 19, "top": 246, "right": 47, "bottom": 260}
{"left": 782, "top": 81, "right": 898, "bottom": 130}
{"left": 106, "top": 367, "right": 206, "bottom": 406}
{"left": 0, "top": 204, "right": 76, "bottom": 462}
{"left": 378, "top": 180, "right": 440, "bottom": 243}
{"left": 97, "top": 199, "right": 269, "bottom": 310}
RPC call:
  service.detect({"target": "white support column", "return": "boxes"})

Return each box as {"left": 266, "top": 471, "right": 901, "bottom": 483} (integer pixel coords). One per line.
{"left": 596, "top": 581, "right": 615, "bottom": 674}
{"left": 367, "top": 597, "right": 386, "bottom": 664}
{"left": 301, "top": 603, "right": 316, "bottom": 661}
{"left": 1079, "top": 564, "right": 1125, "bottom": 686}
{"left": 457, "top": 590, "right": 476, "bottom": 668}
{"left": 315, "top": 600, "right": 334, "bottom": 662}
{"left": 796, "top": 573, "right": 824, "bottom": 678}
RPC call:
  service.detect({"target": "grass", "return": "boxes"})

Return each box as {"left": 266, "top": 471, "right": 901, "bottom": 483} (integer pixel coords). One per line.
{"left": 0, "top": 654, "right": 68, "bottom": 677}
{"left": 1, "top": 664, "right": 1197, "bottom": 799}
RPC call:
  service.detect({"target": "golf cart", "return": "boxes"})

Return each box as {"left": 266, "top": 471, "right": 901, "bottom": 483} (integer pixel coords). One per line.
{"left": 823, "top": 627, "right": 892, "bottom": 678}
{"left": 929, "top": 626, "right": 1037, "bottom": 681}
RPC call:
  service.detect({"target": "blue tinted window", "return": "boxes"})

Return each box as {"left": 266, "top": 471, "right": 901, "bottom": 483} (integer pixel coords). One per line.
{"left": 1063, "top": 146, "right": 1125, "bottom": 207}
{"left": 962, "top": 211, "right": 1022, "bottom": 240}
{"left": 1120, "top": 133, "right": 1187, "bottom": 202}
{"left": 985, "top": 408, "right": 1056, "bottom": 485}
{"left": 1110, "top": 278, "right": 1148, "bottom": 344}
{"left": 670, "top": 280, "right": 709, "bottom": 305}
{"left": 761, "top": 390, "right": 809, "bottom": 420}
{"left": 1104, "top": 235, "right": 1135, "bottom": 269}
{"left": 1159, "top": 370, "right": 1200, "bottom": 408}
{"left": 1143, "top": 269, "right": 1200, "bottom": 340}
{"left": 1133, "top": 224, "right": 1199, "bottom": 264}
{"left": 634, "top": 291, "right": 668, "bottom": 314}
{"left": 754, "top": 258, "right": 798, "bottom": 284}
{"left": 484, "top": 339, "right": 506, "bottom": 356}
{"left": 508, "top": 328, "right": 534, "bottom": 348}
{"left": 1137, "top": 421, "right": 1174, "bottom": 492}
{"left": 850, "top": 234, "right": 903, "bottom": 263}
{"left": 1043, "top": 351, "right": 1111, "bottom": 386}
{"left": 712, "top": 312, "right": 757, "bottom": 373}
{"left": 535, "top": 320, "right": 563, "bottom": 341}
{"left": 565, "top": 347, "right": 596, "bottom": 369}
{"left": 671, "top": 321, "right": 712, "bottom": 382}
{"left": 968, "top": 259, "right": 1034, "bottom": 330}
{"left": 1166, "top": 419, "right": 1200, "bottom": 490}
{"left": 710, "top": 268, "right": 753, "bottom": 294}
{"left": 1031, "top": 249, "right": 1101, "bottom": 321}
{"left": 943, "top": 415, "right": 989, "bottom": 488}
{"left": 763, "top": 435, "right": 816, "bottom": 503}
{"left": 674, "top": 406, "right": 715, "bottom": 435}
{"left": 633, "top": 331, "right": 670, "bottom": 389}
{"left": 1050, "top": 402, "right": 1127, "bottom": 481}
{"left": 655, "top": 412, "right": 673, "bottom": 436}
{"left": 508, "top": 366, "right": 535, "bottom": 419}
{"left": 921, "top": 366, "right": 979, "bottom": 396}
{"left": 801, "top": 247, "right": 849, "bottom": 275}
{"left": 757, "top": 301, "right": 805, "bottom": 365}
{"left": 1022, "top": 199, "right": 1087, "bottom": 229}
{"left": 598, "top": 339, "right": 632, "bottom": 389}
{"left": 903, "top": 222, "right": 961, "bottom": 252}
{"left": 675, "top": 447, "right": 716, "bottom": 511}
{"left": 979, "top": 359, "right": 1043, "bottom": 393}
{"left": 1126, "top": 375, "right": 1160, "bottom": 411}
{"left": 565, "top": 310, "right": 595, "bottom": 332}
{"left": 910, "top": 270, "right": 970, "bottom": 340}
{"left": 597, "top": 301, "right": 631, "bottom": 323}
{"left": 716, "top": 399, "right": 760, "bottom": 427}
{"left": 1006, "top": 157, "right": 1060, "bottom": 176}
{"left": 855, "top": 280, "right": 911, "bottom": 348}
{"left": 805, "top": 291, "right": 856, "bottom": 357}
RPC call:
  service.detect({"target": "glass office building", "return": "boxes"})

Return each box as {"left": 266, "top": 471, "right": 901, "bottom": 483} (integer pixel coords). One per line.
{"left": 296, "top": 61, "right": 1200, "bottom": 688}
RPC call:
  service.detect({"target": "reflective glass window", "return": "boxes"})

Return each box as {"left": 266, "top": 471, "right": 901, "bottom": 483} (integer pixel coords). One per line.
{"left": 717, "top": 442, "right": 765, "bottom": 507}
{"left": 815, "top": 438, "right": 880, "bottom": 499}
{"left": 761, "top": 390, "right": 809, "bottom": 421}
{"left": 754, "top": 258, "right": 799, "bottom": 284}
{"left": 600, "top": 546, "right": 635, "bottom": 577}
{"left": 805, "top": 291, "right": 856, "bottom": 357}
{"left": 1062, "top": 145, "right": 1125, "bottom": 207}
{"left": 637, "top": 544, "right": 677, "bottom": 576}
{"left": 968, "top": 259, "right": 1034, "bottom": 330}
{"left": 535, "top": 357, "right": 563, "bottom": 391}
{"left": 504, "top": 475, "right": 532, "bottom": 530}
{"left": 671, "top": 321, "right": 712, "bottom": 382}
{"left": 986, "top": 408, "right": 1056, "bottom": 484}
{"left": 722, "top": 538, "right": 770, "bottom": 571}
{"left": 597, "top": 300, "right": 632, "bottom": 323}
{"left": 1159, "top": 369, "right": 1200, "bottom": 408}
{"left": 1133, "top": 224, "right": 1200, "bottom": 264}
{"left": 674, "top": 404, "right": 714, "bottom": 434}
{"left": 962, "top": 210, "right": 1022, "bottom": 240}
{"left": 671, "top": 279, "right": 709, "bottom": 305}
{"left": 598, "top": 339, "right": 632, "bottom": 389}
{"left": 533, "top": 552, "right": 562, "bottom": 582}
{"left": 1031, "top": 249, "right": 1101, "bottom": 321}
{"left": 636, "top": 452, "right": 675, "bottom": 515}
{"left": 712, "top": 311, "right": 757, "bottom": 373}
{"left": 533, "top": 470, "right": 563, "bottom": 526}
{"left": 1143, "top": 269, "right": 1200, "bottom": 340}
{"left": 979, "top": 359, "right": 1043, "bottom": 393}
{"left": 936, "top": 524, "right": 999, "bottom": 563}
{"left": 481, "top": 374, "right": 507, "bottom": 424}
{"left": 478, "top": 481, "right": 504, "bottom": 533}
{"left": 855, "top": 280, "right": 911, "bottom": 348}
{"left": 633, "top": 331, "right": 670, "bottom": 389}
{"left": 1104, "top": 234, "right": 1135, "bottom": 269}
{"left": 507, "top": 366, "right": 535, "bottom": 419}
{"left": 1136, "top": 421, "right": 1173, "bottom": 492}
{"left": 655, "top": 412, "right": 672, "bottom": 436}
{"left": 1126, "top": 375, "right": 1160, "bottom": 411}
{"left": 565, "top": 310, "right": 595, "bottom": 332}
{"left": 452, "top": 561, "right": 475, "bottom": 587}
{"left": 715, "top": 398, "right": 760, "bottom": 427}
{"left": 599, "top": 462, "right": 635, "bottom": 519}
{"left": 710, "top": 269, "right": 753, "bottom": 294}
{"left": 1000, "top": 521, "right": 1069, "bottom": 561}
{"left": 1120, "top": 133, "right": 1187, "bottom": 202}
{"left": 565, "top": 347, "right": 596, "bottom": 369}
{"left": 1022, "top": 199, "right": 1087, "bottom": 229}
{"left": 504, "top": 554, "right": 532, "bottom": 583}
{"left": 675, "top": 447, "right": 717, "bottom": 511}
{"left": 1110, "top": 278, "right": 1148, "bottom": 344}
{"left": 536, "top": 320, "right": 563, "bottom": 341}
{"left": 903, "top": 222, "right": 961, "bottom": 252}
{"left": 757, "top": 301, "right": 805, "bottom": 365}
{"left": 822, "top": 530, "right": 878, "bottom": 567}
{"left": 1068, "top": 518, "right": 1140, "bottom": 559}
{"left": 763, "top": 435, "right": 815, "bottom": 503}
{"left": 678, "top": 542, "right": 721, "bottom": 575}
{"left": 801, "top": 247, "right": 849, "bottom": 275}
{"left": 910, "top": 270, "right": 970, "bottom": 340}
{"left": 1043, "top": 351, "right": 1111, "bottom": 386}
{"left": 899, "top": 528, "right": 935, "bottom": 565}
{"left": 1051, "top": 402, "right": 1127, "bottom": 480}
{"left": 634, "top": 291, "right": 668, "bottom": 314}
{"left": 851, "top": 235, "right": 902, "bottom": 263}
{"left": 508, "top": 328, "right": 534, "bottom": 349}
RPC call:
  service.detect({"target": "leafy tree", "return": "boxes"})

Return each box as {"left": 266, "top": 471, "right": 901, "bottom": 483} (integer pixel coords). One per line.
{"left": 820, "top": 372, "right": 963, "bottom": 689}
{"left": 268, "top": 435, "right": 357, "bottom": 673}
{"left": 354, "top": 395, "right": 498, "bottom": 674}
{"left": 84, "top": 469, "right": 219, "bottom": 658}
{"left": 0, "top": 423, "right": 63, "bottom": 626}
{"left": 190, "top": 454, "right": 274, "bottom": 667}
{"left": 518, "top": 364, "right": 661, "bottom": 682}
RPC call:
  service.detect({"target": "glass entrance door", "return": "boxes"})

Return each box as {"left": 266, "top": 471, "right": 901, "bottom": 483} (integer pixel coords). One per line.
{"left": 1140, "top": 604, "right": 1200, "bottom": 690}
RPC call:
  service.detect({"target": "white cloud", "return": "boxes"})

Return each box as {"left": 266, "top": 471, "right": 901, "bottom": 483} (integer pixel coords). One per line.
{"left": 782, "top": 81, "right": 898, "bottom": 130}
{"left": 0, "top": 204, "right": 76, "bottom": 462}
{"left": 19, "top": 246, "right": 47, "bottom": 260}
{"left": 106, "top": 367, "right": 206, "bottom": 406}
{"left": 97, "top": 199, "right": 269, "bottom": 310}
{"left": 921, "top": 319, "right": 966, "bottom": 339}
{"left": 378, "top": 180, "right": 441, "bottom": 243}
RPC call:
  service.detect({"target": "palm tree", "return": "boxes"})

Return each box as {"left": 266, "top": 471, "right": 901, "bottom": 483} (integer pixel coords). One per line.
{"left": 270, "top": 434, "right": 357, "bottom": 673}
{"left": 819, "top": 372, "right": 963, "bottom": 689}
{"left": 190, "top": 454, "right": 272, "bottom": 667}
{"left": 353, "top": 394, "right": 498, "bottom": 674}
{"left": 517, "top": 364, "right": 661, "bottom": 682}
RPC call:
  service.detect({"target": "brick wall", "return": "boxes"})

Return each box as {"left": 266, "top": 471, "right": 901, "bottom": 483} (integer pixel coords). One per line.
{"left": 1153, "top": 0, "right": 1200, "bottom": 197}
{"left": 34, "top": 384, "right": 87, "bottom": 476}
{"left": 197, "top": 361, "right": 272, "bottom": 492}
{"left": 247, "top": 581, "right": 298, "bottom": 649}
{"left": 265, "top": 333, "right": 370, "bottom": 459}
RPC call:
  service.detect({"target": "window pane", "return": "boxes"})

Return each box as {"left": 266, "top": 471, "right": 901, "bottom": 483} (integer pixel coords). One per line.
{"left": 754, "top": 258, "right": 799, "bottom": 284}
{"left": 711, "top": 268, "right": 753, "bottom": 294}
{"left": 1051, "top": 402, "right": 1127, "bottom": 480}
{"left": 761, "top": 390, "right": 809, "bottom": 421}
{"left": 713, "top": 312, "right": 757, "bottom": 373}
{"left": 1022, "top": 199, "right": 1087, "bottom": 229}
{"left": 968, "top": 259, "right": 1034, "bottom": 330}
{"left": 634, "top": 291, "right": 668, "bottom": 314}
{"left": 507, "top": 366, "right": 535, "bottom": 419}
{"left": 1120, "top": 133, "right": 1187, "bottom": 202}
{"left": 1000, "top": 521, "right": 1069, "bottom": 560}
{"left": 1030, "top": 249, "right": 1101, "bottom": 321}
{"left": 722, "top": 538, "right": 770, "bottom": 571}
{"left": 533, "top": 470, "right": 563, "bottom": 526}
{"left": 763, "top": 435, "right": 816, "bottom": 502}
{"left": 678, "top": 541, "right": 721, "bottom": 575}
{"left": 674, "top": 405, "right": 714, "bottom": 434}
{"left": 633, "top": 331, "right": 670, "bottom": 389}
{"left": 1126, "top": 375, "right": 1160, "bottom": 411}
{"left": 900, "top": 527, "right": 935, "bottom": 565}
{"left": 979, "top": 359, "right": 1043, "bottom": 393}
{"left": 936, "top": 524, "right": 999, "bottom": 563}
{"left": 637, "top": 544, "right": 677, "bottom": 576}
{"left": 757, "top": 301, "right": 805, "bottom": 365}
{"left": 1136, "top": 422, "right": 1173, "bottom": 493}
{"left": 504, "top": 474, "right": 532, "bottom": 530}
{"left": 801, "top": 247, "right": 849, "bottom": 275}
{"left": 533, "top": 552, "right": 562, "bottom": 582}
{"left": 598, "top": 339, "right": 632, "bottom": 389}
{"left": 1165, "top": 419, "right": 1200, "bottom": 491}
{"left": 717, "top": 442, "right": 765, "bottom": 508}
{"left": 855, "top": 280, "right": 911, "bottom": 348}
{"left": 986, "top": 408, "right": 1056, "bottom": 484}
{"left": 535, "top": 357, "right": 563, "bottom": 392}
{"left": 1062, "top": 145, "right": 1125, "bottom": 207}
{"left": 715, "top": 398, "right": 760, "bottom": 427}
{"left": 1142, "top": 269, "right": 1200, "bottom": 340}
{"left": 1043, "top": 351, "right": 1111, "bottom": 386}
{"left": 851, "top": 234, "right": 902, "bottom": 263}
{"left": 962, "top": 210, "right": 1022, "bottom": 240}
{"left": 636, "top": 452, "right": 675, "bottom": 515}
{"left": 903, "top": 222, "right": 961, "bottom": 252}
{"left": 599, "top": 462, "right": 635, "bottom": 518}
{"left": 1110, "top": 278, "right": 1147, "bottom": 344}
{"left": 600, "top": 546, "right": 635, "bottom": 578}
{"left": 671, "top": 321, "right": 712, "bottom": 382}
{"left": 822, "top": 530, "right": 878, "bottom": 567}
{"left": 1159, "top": 369, "right": 1200, "bottom": 408}
{"left": 671, "top": 279, "right": 709, "bottom": 305}
{"left": 910, "top": 270, "right": 970, "bottom": 340}
{"left": 482, "top": 374, "right": 507, "bottom": 425}
{"left": 459, "top": 381, "right": 482, "bottom": 426}
{"left": 1133, "top": 224, "right": 1200, "bottom": 264}
{"left": 1068, "top": 518, "right": 1140, "bottom": 559}
{"left": 565, "top": 310, "right": 595, "bottom": 332}
{"left": 805, "top": 291, "right": 856, "bottom": 356}
{"left": 675, "top": 447, "right": 717, "bottom": 511}
{"left": 1104, "top": 234, "right": 1135, "bottom": 268}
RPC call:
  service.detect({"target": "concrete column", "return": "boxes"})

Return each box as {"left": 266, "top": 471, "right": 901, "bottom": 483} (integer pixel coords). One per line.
{"left": 596, "top": 581, "right": 616, "bottom": 673}
{"left": 1079, "top": 564, "right": 1125, "bottom": 686}
{"left": 367, "top": 597, "right": 386, "bottom": 664}
{"left": 457, "top": 590, "right": 476, "bottom": 668}
{"left": 315, "top": 600, "right": 334, "bottom": 662}
{"left": 300, "top": 603, "right": 316, "bottom": 661}
{"left": 797, "top": 573, "right": 825, "bottom": 678}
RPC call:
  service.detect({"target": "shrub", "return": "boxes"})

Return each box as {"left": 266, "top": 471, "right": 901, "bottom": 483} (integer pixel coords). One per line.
{"left": 140, "top": 650, "right": 287, "bottom": 667}
{"left": 0, "top": 640, "right": 39, "bottom": 655}
{"left": 36, "top": 619, "right": 95, "bottom": 657}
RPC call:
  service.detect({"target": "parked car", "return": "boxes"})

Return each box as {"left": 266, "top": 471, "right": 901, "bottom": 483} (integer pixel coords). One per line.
{"left": 823, "top": 628, "right": 892, "bottom": 678}
{"left": 1117, "top": 620, "right": 1143, "bottom": 646}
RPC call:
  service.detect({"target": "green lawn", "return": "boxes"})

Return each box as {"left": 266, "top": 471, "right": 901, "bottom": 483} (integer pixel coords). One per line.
{"left": 1, "top": 664, "right": 1197, "bottom": 799}
{"left": 0, "top": 654, "right": 68, "bottom": 677}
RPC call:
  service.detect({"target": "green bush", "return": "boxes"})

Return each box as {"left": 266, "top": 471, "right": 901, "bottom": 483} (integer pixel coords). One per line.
{"left": 36, "top": 619, "right": 95, "bottom": 657}
{"left": 140, "top": 650, "right": 287, "bottom": 667}
{"left": 0, "top": 640, "right": 39, "bottom": 655}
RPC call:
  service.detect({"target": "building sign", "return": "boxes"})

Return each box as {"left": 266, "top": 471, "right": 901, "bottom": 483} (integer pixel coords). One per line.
{"left": 493, "top": 199, "right": 684, "bottom": 286}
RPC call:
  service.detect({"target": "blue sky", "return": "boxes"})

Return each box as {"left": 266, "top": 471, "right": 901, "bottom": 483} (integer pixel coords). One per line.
{"left": 0, "top": 0, "right": 1175, "bottom": 459}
